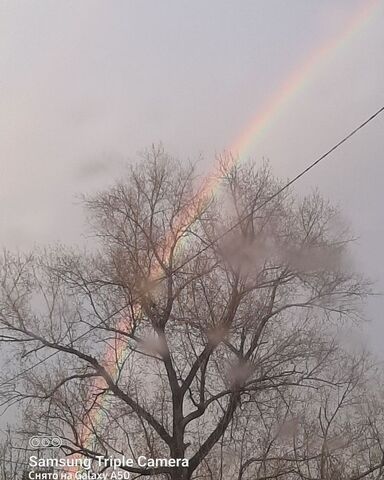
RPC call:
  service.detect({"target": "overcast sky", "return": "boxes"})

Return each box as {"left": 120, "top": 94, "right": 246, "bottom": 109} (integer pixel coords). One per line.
{"left": 0, "top": 0, "right": 383, "bottom": 358}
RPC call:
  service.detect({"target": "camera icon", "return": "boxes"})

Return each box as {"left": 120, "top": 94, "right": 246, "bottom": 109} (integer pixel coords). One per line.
{"left": 29, "top": 436, "right": 62, "bottom": 449}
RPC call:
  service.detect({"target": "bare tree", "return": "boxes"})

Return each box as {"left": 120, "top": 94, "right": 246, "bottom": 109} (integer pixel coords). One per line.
{"left": 0, "top": 147, "right": 382, "bottom": 479}
{"left": 0, "top": 429, "right": 30, "bottom": 480}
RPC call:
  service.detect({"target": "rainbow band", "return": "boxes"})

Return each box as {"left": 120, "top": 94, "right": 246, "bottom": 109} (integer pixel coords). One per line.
{"left": 231, "top": 0, "right": 380, "bottom": 159}
{"left": 77, "top": 0, "right": 381, "bottom": 458}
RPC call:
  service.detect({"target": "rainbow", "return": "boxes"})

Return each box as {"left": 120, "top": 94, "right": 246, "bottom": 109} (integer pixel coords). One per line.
{"left": 75, "top": 0, "right": 381, "bottom": 463}
{"left": 231, "top": 0, "right": 381, "bottom": 159}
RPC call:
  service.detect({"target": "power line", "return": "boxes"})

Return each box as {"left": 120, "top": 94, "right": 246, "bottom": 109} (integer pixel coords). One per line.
{"left": 170, "top": 104, "right": 384, "bottom": 275}
{"left": 0, "top": 104, "right": 383, "bottom": 392}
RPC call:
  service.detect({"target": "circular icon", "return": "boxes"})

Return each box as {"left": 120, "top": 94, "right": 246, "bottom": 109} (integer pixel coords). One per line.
{"left": 41, "top": 437, "right": 50, "bottom": 447}
{"left": 29, "top": 436, "right": 62, "bottom": 449}
{"left": 51, "top": 437, "right": 62, "bottom": 447}
{"left": 29, "top": 437, "right": 41, "bottom": 448}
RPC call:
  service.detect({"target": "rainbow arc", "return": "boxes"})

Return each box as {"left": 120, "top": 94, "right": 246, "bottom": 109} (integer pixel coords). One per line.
{"left": 76, "top": 0, "right": 381, "bottom": 458}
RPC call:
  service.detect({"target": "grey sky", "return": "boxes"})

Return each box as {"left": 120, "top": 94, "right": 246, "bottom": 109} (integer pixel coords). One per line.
{"left": 0, "top": 0, "right": 383, "bottom": 358}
